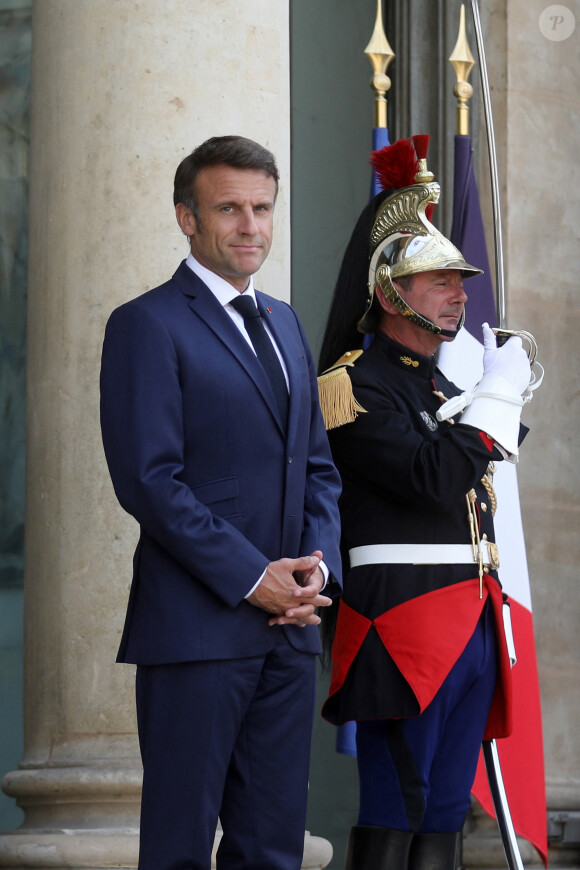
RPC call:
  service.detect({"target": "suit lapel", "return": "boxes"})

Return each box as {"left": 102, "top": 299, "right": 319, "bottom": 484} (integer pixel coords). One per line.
{"left": 173, "top": 263, "right": 285, "bottom": 434}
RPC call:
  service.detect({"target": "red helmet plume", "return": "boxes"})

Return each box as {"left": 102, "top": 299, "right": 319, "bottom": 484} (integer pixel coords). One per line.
{"left": 370, "top": 135, "right": 434, "bottom": 220}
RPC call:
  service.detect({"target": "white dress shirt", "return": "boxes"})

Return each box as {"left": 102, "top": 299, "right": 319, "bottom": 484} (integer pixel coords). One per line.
{"left": 186, "top": 254, "right": 289, "bottom": 387}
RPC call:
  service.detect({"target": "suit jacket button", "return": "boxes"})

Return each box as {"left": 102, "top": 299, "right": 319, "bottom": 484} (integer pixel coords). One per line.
{"left": 288, "top": 455, "right": 293, "bottom": 464}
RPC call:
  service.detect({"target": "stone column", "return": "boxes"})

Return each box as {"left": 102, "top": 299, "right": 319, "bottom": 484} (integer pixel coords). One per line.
{"left": 0, "top": 1, "right": 329, "bottom": 867}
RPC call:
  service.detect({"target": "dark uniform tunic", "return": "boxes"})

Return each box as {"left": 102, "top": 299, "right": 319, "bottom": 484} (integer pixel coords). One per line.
{"left": 321, "top": 332, "right": 514, "bottom": 744}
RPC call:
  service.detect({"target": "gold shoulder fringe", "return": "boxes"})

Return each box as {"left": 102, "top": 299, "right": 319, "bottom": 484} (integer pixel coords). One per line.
{"left": 317, "top": 349, "right": 367, "bottom": 430}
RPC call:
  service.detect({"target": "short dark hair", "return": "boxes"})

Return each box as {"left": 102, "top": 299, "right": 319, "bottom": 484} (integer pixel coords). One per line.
{"left": 173, "top": 135, "right": 280, "bottom": 221}
{"left": 393, "top": 274, "right": 414, "bottom": 293}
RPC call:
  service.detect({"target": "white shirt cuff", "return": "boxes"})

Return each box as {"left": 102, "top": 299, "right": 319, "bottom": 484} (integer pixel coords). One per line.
{"left": 245, "top": 567, "right": 267, "bottom": 599}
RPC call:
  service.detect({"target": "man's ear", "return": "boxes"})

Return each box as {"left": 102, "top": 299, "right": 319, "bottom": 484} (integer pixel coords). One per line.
{"left": 175, "top": 203, "right": 197, "bottom": 237}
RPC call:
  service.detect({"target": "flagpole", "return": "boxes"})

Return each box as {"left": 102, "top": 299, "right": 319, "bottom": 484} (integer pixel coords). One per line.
{"left": 450, "top": 4, "right": 475, "bottom": 136}
{"left": 470, "top": 0, "right": 507, "bottom": 328}
{"left": 364, "top": 0, "right": 395, "bottom": 130}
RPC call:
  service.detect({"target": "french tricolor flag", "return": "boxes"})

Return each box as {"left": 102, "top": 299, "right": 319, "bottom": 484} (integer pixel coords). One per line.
{"left": 438, "top": 133, "right": 548, "bottom": 866}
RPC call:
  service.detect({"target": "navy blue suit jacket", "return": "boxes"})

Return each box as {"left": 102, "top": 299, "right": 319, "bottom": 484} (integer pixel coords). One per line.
{"left": 100, "top": 261, "right": 342, "bottom": 664}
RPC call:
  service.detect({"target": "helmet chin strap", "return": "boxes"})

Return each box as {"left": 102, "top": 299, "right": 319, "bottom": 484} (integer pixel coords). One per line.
{"left": 401, "top": 299, "right": 464, "bottom": 339}
{"left": 438, "top": 308, "right": 465, "bottom": 339}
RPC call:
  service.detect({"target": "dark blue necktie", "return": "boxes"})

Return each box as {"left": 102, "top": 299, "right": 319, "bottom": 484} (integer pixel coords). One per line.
{"left": 230, "top": 295, "right": 289, "bottom": 430}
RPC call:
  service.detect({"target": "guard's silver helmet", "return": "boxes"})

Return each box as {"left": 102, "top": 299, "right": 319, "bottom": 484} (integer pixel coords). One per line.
{"left": 358, "top": 138, "right": 482, "bottom": 338}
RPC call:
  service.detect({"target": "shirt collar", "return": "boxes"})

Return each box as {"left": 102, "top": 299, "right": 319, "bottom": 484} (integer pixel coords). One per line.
{"left": 185, "top": 253, "right": 256, "bottom": 306}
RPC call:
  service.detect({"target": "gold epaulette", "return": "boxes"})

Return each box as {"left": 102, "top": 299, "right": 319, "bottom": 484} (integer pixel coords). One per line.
{"left": 317, "top": 349, "right": 367, "bottom": 430}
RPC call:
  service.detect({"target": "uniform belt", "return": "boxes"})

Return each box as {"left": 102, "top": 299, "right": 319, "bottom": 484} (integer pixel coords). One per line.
{"left": 349, "top": 541, "right": 499, "bottom": 569}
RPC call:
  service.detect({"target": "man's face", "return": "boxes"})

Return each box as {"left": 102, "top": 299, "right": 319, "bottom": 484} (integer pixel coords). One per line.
{"left": 399, "top": 269, "right": 468, "bottom": 336}
{"left": 380, "top": 268, "right": 468, "bottom": 355}
{"left": 179, "top": 164, "right": 276, "bottom": 292}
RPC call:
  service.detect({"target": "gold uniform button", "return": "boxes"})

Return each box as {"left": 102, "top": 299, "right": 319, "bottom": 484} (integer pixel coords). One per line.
{"left": 481, "top": 502, "right": 488, "bottom": 512}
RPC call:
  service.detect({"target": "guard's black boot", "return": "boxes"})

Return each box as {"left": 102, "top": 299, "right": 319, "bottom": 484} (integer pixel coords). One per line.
{"left": 344, "top": 825, "right": 414, "bottom": 870}
{"left": 408, "top": 831, "right": 461, "bottom": 870}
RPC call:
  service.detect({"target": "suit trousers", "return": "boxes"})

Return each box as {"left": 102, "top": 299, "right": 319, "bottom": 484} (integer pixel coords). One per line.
{"left": 355, "top": 602, "right": 498, "bottom": 832}
{"left": 135, "top": 630, "right": 317, "bottom": 870}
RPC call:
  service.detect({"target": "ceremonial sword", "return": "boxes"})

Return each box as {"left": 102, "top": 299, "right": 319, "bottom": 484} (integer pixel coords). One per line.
{"left": 470, "top": 2, "right": 527, "bottom": 868}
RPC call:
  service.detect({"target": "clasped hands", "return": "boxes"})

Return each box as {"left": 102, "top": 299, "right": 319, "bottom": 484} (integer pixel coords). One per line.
{"left": 247, "top": 550, "right": 331, "bottom": 628}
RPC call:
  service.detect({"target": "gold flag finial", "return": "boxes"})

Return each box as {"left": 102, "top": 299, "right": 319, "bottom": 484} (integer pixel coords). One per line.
{"left": 364, "top": 0, "right": 395, "bottom": 129}
{"left": 449, "top": 4, "right": 476, "bottom": 135}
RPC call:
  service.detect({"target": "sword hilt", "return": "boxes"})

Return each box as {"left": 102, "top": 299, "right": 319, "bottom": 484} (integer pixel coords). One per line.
{"left": 492, "top": 328, "right": 544, "bottom": 394}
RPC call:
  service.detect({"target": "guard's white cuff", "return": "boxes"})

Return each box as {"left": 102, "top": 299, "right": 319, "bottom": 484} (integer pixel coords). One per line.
{"left": 458, "top": 373, "right": 524, "bottom": 458}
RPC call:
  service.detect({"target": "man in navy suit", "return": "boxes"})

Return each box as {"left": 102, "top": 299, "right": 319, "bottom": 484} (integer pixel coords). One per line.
{"left": 100, "top": 135, "right": 342, "bottom": 870}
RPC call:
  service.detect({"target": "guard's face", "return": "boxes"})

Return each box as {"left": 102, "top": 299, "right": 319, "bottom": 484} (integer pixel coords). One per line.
{"left": 400, "top": 269, "right": 468, "bottom": 338}
{"left": 180, "top": 164, "right": 276, "bottom": 292}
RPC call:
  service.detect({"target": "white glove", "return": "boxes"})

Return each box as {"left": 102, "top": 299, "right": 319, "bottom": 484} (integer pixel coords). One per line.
{"left": 458, "top": 323, "right": 529, "bottom": 458}
{"left": 482, "top": 323, "right": 531, "bottom": 395}
{"left": 437, "top": 323, "right": 530, "bottom": 457}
